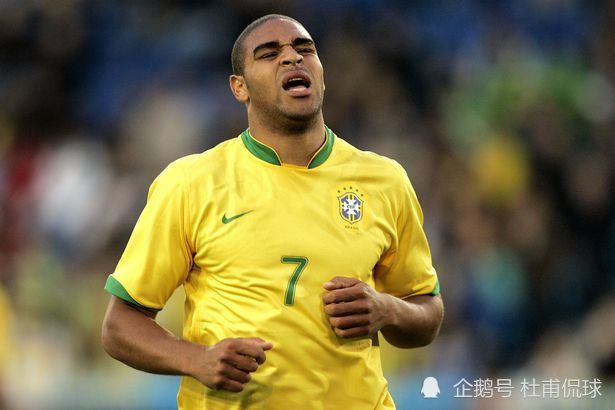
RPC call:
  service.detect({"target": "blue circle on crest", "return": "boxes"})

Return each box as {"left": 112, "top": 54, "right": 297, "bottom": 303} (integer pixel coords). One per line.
{"left": 338, "top": 192, "right": 363, "bottom": 224}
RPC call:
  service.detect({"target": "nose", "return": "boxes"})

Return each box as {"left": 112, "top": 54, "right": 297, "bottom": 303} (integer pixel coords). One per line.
{"left": 280, "top": 45, "right": 303, "bottom": 66}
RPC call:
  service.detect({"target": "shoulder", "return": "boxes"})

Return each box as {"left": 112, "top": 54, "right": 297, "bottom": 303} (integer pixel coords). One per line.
{"left": 334, "top": 136, "right": 409, "bottom": 183}
{"left": 166, "top": 137, "right": 239, "bottom": 173}
{"left": 149, "top": 137, "right": 240, "bottom": 193}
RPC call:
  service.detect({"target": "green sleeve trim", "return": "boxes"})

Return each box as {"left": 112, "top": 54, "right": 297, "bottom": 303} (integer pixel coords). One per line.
{"left": 430, "top": 280, "right": 441, "bottom": 296}
{"left": 104, "top": 276, "right": 160, "bottom": 312}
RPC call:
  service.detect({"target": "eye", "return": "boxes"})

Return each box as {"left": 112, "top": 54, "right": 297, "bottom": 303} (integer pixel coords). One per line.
{"left": 260, "top": 51, "right": 278, "bottom": 59}
{"left": 297, "top": 47, "right": 315, "bottom": 54}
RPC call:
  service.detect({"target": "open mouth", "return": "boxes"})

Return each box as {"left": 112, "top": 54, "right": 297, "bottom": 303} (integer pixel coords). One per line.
{"left": 283, "top": 75, "right": 311, "bottom": 91}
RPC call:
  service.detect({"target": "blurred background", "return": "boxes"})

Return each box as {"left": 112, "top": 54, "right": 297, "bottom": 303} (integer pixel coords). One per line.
{"left": 0, "top": 0, "right": 613, "bottom": 409}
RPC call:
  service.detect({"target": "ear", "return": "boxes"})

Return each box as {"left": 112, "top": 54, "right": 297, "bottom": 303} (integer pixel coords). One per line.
{"left": 229, "top": 74, "right": 249, "bottom": 103}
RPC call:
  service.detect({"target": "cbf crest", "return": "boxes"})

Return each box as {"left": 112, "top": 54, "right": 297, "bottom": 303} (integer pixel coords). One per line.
{"left": 337, "top": 186, "right": 364, "bottom": 225}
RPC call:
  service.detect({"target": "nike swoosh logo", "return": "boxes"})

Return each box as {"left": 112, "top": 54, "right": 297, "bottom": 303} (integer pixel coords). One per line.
{"left": 221, "top": 210, "right": 253, "bottom": 224}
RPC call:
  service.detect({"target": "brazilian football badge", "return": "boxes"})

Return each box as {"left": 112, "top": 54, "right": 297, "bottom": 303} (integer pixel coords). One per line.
{"left": 337, "top": 187, "right": 364, "bottom": 224}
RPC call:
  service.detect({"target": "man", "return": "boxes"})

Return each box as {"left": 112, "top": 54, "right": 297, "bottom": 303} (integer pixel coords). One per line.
{"left": 102, "top": 14, "right": 443, "bottom": 409}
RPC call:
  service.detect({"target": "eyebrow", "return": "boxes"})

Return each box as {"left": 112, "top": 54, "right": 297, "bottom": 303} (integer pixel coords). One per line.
{"left": 252, "top": 37, "right": 315, "bottom": 56}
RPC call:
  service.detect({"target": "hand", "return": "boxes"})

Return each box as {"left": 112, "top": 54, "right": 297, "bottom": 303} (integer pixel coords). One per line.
{"left": 322, "top": 276, "right": 390, "bottom": 338}
{"left": 189, "top": 337, "right": 273, "bottom": 392}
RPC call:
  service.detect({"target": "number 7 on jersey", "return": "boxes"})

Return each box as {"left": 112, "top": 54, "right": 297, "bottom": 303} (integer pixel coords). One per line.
{"left": 281, "top": 256, "right": 308, "bottom": 306}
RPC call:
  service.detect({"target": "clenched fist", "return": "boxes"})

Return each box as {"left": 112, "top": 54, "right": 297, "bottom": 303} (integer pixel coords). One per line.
{"left": 322, "top": 276, "right": 389, "bottom": 338}
{"left": 189, "top": 337, "right": 273, "bottom": 392}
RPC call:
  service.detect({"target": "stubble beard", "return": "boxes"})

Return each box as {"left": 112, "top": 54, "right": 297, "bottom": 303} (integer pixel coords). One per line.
{"left": 251, "top": 91, "right": 324, "bottom": 135}
{"left": 277, "top": 102, "right": 323, "bottom": 134}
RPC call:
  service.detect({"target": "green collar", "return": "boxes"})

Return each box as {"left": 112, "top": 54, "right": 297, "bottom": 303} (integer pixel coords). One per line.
{"left": 240, "top": 127, "right": 335, "bottom": 169}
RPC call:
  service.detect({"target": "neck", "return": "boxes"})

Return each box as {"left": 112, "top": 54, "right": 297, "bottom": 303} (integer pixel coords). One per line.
{"left": 247, "top": 114, "right": 326, "bottom": 166}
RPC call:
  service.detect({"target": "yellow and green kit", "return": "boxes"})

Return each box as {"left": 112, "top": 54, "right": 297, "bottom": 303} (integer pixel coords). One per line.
{"left": 105, "top": 127, "right": 439, "bottom": 409}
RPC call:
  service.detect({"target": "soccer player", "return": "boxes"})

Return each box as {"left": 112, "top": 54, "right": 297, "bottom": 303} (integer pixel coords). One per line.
{"left": 102, "top": 14, "right": 444, "bottom": 409}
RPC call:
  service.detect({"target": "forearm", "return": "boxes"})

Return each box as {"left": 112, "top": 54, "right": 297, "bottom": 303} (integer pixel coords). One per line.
{"left": 380, "top": 293, "right": 444, "bottom": 348}
{"left": 101, "top": 297, "right": 202, "bottom": 377}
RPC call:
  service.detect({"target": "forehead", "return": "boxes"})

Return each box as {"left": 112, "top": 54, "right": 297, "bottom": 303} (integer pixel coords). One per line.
{"left": 245, "top": 19, "right": 313, "bottom": 50}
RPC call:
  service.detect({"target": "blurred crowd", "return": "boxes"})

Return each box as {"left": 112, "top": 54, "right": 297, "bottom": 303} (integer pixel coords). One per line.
{"left": 0, "top": 0, "right": 613, "bottom": 408}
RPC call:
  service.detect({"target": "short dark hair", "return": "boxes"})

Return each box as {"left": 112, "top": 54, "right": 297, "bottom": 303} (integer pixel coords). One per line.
{"left": 231, "top": 14, "right": 301, "bottom": 75}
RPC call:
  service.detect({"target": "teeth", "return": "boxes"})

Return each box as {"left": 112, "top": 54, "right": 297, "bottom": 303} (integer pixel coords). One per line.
{"left": 284, "top": 76, "right": 309, "bottom": 91}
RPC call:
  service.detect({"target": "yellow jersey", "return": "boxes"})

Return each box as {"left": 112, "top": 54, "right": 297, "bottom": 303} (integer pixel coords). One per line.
{"left": 104, "top": 127, "right": 439, "bottom": 409}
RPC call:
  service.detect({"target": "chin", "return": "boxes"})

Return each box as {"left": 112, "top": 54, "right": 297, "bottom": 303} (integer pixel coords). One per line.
{"left": 286, "top": 111, "right": 318, "bottom": 121}
{"left": 286, "top": 111, "right": 321, "bottom": 126}
{"left": 284, "top": 103, "right": 322, "bottom": 122}
{"left": 254, "top": 100, "right": 322, "bottom": 130}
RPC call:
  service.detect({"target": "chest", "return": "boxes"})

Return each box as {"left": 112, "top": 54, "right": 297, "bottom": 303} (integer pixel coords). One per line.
{"left": 190, "top": 168, "right": 396, "bottom": 302}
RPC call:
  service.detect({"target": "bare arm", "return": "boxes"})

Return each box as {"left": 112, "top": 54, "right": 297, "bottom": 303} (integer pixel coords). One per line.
{"left": 323, "top": 277, "right": 444, "bottom": 348}
{"left": 101, "top": 296, "right": 272, "bottom": 392}
{"left": 379, "top": 293, "right": 444, "bottom": 348}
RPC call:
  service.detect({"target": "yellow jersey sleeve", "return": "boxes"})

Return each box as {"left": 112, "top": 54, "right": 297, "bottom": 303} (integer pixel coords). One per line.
{"left": 374, "top": 162, "right": 440, "bottom": 298}
{"left": 104, "top": 160, "right": 195, "bottom": 310}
